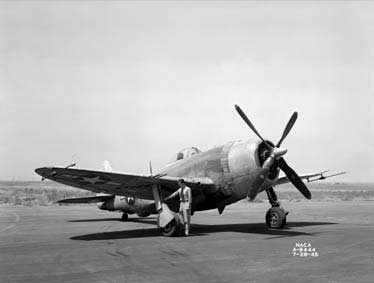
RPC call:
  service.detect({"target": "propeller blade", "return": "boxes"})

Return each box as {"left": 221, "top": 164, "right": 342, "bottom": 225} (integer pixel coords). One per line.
{"left": 276, "top": 157, "right": 312, "bottom": 199}
{"left": 235, "top": 105, "right": 273, "bottom": 149}
{"left": 276, "top": 111, "right": 298, "bottom": 148}
{"left": 248, "top": 168, "right": 270, "bottom": 199}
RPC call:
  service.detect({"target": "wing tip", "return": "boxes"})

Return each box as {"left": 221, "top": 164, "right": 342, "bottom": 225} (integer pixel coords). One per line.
{"left": 35, "top": 167, "right": 50, "bottom": 177}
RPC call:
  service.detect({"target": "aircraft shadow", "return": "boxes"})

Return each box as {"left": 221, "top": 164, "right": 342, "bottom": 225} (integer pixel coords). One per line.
{"left": 70, "top": 221, "right": 336, "bottom": 241}
{"left": 69, "top": 218, "right": 123, "bottom": 222}
{"left": 69, "top": 217, "right": 156, "bottom": 223}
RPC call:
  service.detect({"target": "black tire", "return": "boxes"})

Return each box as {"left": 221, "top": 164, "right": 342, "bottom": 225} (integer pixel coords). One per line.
{"left": 121, "top": 212, "right": 129, "bottom": 222}
{"left": 265, "top": 207, "right": 286, "bottom": 229}
{"left": 161, "top": 215, "right": 181, "bottom": 237}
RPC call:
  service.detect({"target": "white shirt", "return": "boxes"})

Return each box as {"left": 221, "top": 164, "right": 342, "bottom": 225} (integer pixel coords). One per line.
{"left": 169, "top": 186, "right": 192, "bottom": 207}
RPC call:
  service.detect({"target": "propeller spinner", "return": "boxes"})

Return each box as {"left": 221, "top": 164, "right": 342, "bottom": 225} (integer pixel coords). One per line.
{"left": 234, "top": 104, "right": 311, "bottom": 200}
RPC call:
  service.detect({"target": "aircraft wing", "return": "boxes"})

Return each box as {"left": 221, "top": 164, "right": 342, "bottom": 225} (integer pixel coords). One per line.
{"left": 35, "top": 167, "right": 214, "bottom": 200}
{"left": 57, "top": 195, "right": 113, "bottom": 204}
{"left": 275, "top": 170, "right": 346, "bottom": 186}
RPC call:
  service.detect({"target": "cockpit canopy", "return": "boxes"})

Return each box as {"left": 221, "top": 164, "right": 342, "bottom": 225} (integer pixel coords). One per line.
{"left": 169, "top": 147, "right": 202, "bottom": 163}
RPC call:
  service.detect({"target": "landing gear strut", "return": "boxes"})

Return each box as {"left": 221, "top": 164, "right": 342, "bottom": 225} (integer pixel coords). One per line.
{"left": 265, "top": 187, "right": 287, "bottom": 229}
{"left": 121, "top": 212, "right": 128, "bottom": 222}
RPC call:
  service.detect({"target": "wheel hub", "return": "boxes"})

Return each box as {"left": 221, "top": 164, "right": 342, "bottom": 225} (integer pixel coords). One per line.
{"left": 270, "top": 212, "right": 279, "bottom": 226}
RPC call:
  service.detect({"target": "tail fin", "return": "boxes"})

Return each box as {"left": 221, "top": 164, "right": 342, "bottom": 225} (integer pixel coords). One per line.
{"left": 102, "top": 160, "right": 113, "bottom": 172}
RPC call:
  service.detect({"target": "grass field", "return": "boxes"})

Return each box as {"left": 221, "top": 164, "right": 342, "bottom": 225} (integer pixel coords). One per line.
{"left": 0, "top": 181, "right": 373, "bottom": 206}
{"left": 0, "top": 181, "right": 94, "bottom": 206}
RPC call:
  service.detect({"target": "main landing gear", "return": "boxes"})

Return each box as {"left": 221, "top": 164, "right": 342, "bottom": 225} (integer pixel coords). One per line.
{"left": 161, "top": 213, "right": 185, "bottom": 237}
{"left": 265, "top": 187, "right": 288, "bottom": 229}
{"left": 151, "top": 184, "right": 184, "bottom": 237}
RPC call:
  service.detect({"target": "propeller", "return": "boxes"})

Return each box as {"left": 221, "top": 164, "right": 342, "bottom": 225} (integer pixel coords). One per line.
{"left": 276, "top": 111, "right": 298, "bottom": 148}
{"left": 234, "top": 104, "right": 311, "bottom": 200}
{"left": 234, "top": 105, "right": 272, "bottom": 149}
{"left": 276, "top": 158, "right": 311, "bottom": 199}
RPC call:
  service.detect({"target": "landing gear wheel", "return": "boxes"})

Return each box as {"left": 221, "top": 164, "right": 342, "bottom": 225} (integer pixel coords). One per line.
{"left": 121, "top": 212, "right": 129, "bottom": 222}
{"left": 266, "top": 207, "right": 286, "bottom": 229}
{"left": 161, "top": 215, "right": 182, "bottom": 237}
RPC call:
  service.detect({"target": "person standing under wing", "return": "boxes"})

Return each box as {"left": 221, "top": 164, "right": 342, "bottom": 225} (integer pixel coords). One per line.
{"left": 164, "top": 179, "right": 192, "bottom": 236}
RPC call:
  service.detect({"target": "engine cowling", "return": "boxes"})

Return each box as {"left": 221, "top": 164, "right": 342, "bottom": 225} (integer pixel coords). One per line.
{"left": 226, "top": 139, "right": 280, "bottom": 199}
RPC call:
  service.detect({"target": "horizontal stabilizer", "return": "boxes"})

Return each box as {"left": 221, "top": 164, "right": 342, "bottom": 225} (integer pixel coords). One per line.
{"left": 57, "top": 195, "right": 113, "bottom": 204}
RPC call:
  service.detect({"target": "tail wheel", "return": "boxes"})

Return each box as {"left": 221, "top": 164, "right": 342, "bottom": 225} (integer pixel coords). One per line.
{"left": 266, "top": 207, "right": 286, "bottom": 229}
{"left": 121, "top": 212, "right": 129, "bottom": 222}
{"left": 161, "top": 214, "right": 182, "bottom": 237}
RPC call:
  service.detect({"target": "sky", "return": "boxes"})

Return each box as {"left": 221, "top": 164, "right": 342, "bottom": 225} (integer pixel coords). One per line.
{"left": 0, "top": 1, "right": 373, "bottom": 182}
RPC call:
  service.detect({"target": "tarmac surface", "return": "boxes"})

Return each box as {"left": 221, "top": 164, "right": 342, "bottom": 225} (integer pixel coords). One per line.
{"left": 0, "top": 200, "right": 373, "bottom": 283}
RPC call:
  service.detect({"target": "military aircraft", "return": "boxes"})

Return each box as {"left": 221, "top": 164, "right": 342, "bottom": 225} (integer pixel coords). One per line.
{"left": 35, "top": 105, "right": 345, "bottom": 236}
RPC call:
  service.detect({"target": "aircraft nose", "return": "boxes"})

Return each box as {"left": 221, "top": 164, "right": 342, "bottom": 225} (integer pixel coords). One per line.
{"left": 273, "top": 147, "right": 287, "bottom": 158}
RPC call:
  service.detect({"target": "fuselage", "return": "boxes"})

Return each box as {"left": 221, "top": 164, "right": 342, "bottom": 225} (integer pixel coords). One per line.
{"left": 103, "top": 139, "right": 280, "bottom": 215}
